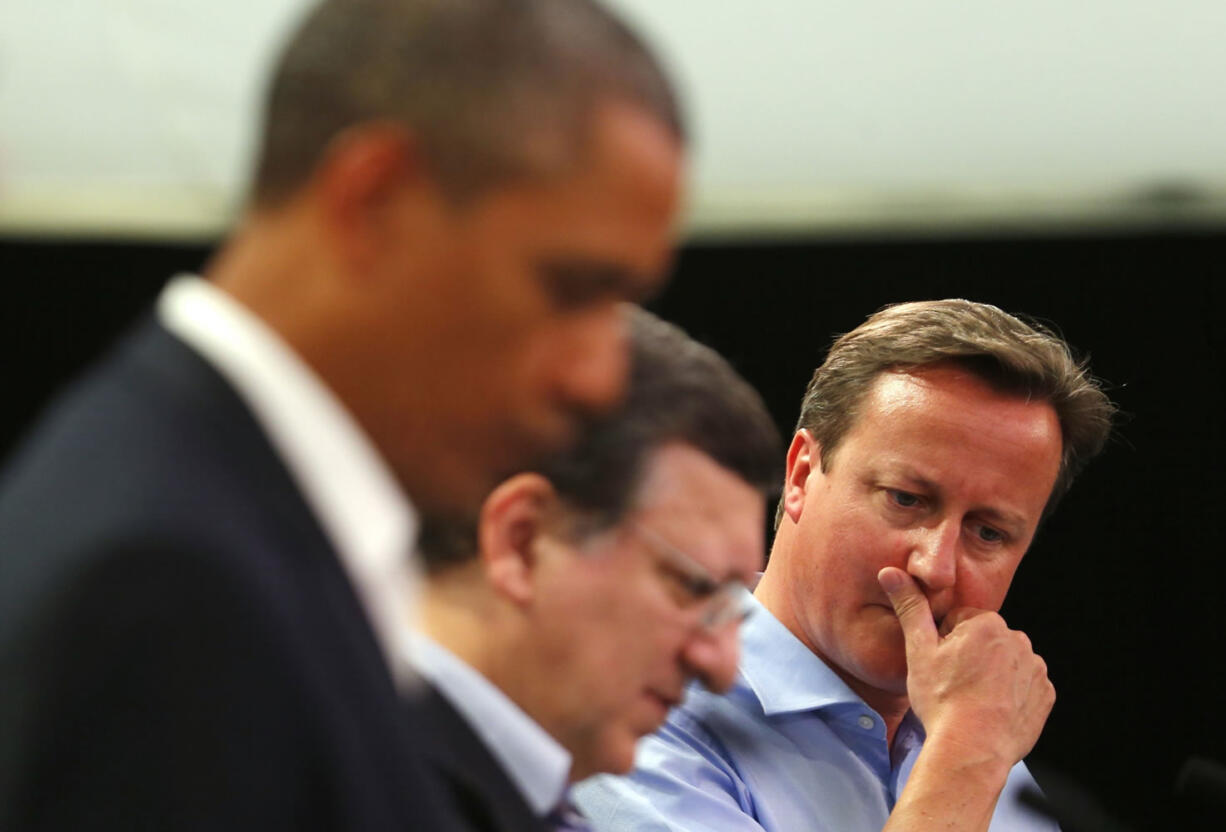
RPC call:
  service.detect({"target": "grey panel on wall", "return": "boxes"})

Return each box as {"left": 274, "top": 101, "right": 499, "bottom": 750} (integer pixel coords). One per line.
{"left": 3, "top": 0, "right": 1226, "bottom": 238}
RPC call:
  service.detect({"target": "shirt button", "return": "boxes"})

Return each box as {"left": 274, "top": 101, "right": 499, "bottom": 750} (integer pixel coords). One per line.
{"left": 857, "top": 715, "right": 875, "bottom": 730}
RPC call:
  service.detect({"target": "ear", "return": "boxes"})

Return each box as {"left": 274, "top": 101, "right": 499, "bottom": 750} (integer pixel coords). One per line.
{"left": 312, "top": 122, "right": 427, "bottom": 273}
{"left": 781, "top": 429, "right": 820, "bottom": 525}
{"left": 477, "top": 473, "right": 556, "bottom": 607}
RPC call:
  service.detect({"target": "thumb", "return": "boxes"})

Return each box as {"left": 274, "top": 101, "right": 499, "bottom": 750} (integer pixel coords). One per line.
{"left": 877, "top": 567, "right": 937, "bottom": 655}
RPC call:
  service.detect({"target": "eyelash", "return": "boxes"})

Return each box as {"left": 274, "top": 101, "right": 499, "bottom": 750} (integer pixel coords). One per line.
{"left": 970, "top": 524, "right": 1006, "bottom": 544}
{"left": 666, "top": 568, "right": 718, "bottom": 603}
{"left": 886, "top": 489, "right": 923, "bottom": 509}
{"left": 885, "top": 490, "right": 1008, "bottom": 545}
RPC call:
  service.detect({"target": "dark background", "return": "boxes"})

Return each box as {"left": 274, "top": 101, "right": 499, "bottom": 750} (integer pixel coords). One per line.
{"left": 3, "top": 230, "right": 1223, "bottom": 829}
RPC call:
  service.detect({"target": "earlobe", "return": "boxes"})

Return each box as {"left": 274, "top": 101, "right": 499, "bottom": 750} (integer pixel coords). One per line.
{"left": 781, "top": 430, "right": 819, "bottom": 524}
{"left": 478, "top": 473, "right": 555, "bottom": 606}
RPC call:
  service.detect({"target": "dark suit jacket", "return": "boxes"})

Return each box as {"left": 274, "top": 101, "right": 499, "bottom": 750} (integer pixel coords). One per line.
{"left": 417, "top": 686, "right": 548, "bottom": 832}
{"left": 0, "top": 319, "right": 454, "bottom": 830}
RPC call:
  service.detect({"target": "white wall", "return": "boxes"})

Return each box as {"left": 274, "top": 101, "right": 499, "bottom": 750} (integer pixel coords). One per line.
{"left": 4, "top": 0, "right": 1225, "bottom": 238}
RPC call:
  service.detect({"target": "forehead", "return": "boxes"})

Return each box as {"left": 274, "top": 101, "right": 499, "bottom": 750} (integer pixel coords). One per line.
{"left": 623, "top": 443, "right": 766, "bottom": 578}
{"left": 462, "top": 100, "right": 683, "bottom": 284}
{"left": 840, "top": 367, "right": 1062, "bottom": 508}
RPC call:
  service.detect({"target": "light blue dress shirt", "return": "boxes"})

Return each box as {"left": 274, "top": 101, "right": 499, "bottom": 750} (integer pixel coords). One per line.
{"left": 574, "top": 593, "right": 1057, "bottom": 831}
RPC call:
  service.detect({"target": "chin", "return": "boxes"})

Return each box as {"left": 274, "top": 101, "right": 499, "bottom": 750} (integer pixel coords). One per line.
{"left": 402, "top": 457, "right": 486, "bottom": 518}
{"left": 843, "top": 651, "right": 909, "bottom": 697}
{"left": 861, "top": 666, "right": 909, "bottom": 698}
{"left": 595, "top": 737, "right": 639, "bottom": 777}
{"left": 874, "top": 675, "right": 910, "bottom": 697}
{"left": 573, "top": 753, "right": 633, "bottom": 782}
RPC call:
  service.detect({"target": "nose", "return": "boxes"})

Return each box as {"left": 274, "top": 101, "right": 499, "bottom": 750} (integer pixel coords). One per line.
{"left": 557, "top": 304, "right": 630, "bottom": 417}
{"left": 905, "top": 521, "right": 959, "bottom": 596}
{"left": 681, "top": 621, "right": 741, "bottom": 694}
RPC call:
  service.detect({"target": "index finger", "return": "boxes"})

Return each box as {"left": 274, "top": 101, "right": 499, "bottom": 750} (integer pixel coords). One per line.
{"left": 936, "top": 606, "right": 991, "bottom": 638}
{"left": 877, "top": 567, "right": 938, "bottom": 654}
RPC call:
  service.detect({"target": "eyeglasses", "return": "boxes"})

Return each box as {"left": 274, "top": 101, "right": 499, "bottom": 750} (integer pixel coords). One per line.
{"left": 629, "top": 521, "right": 752, "bottom": 634}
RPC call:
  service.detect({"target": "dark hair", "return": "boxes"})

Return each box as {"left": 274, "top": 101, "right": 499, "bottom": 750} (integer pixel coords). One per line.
{"left": 251, "top": 0, "right": 684, "bottom": 206}
{"left": 420, "top": 307, "right": 782, "bottom": 568}
{"left": 779, "top": 298, "right": 1115, "bottom": 526}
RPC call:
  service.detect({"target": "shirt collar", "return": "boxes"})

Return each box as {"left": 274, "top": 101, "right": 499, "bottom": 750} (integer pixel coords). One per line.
{"left": 157, "top": 275, "right": 421, "bottom": 687}
{"left": 738, "top": 591, "right": 870, "bottom": 716}
{"left": 407, "top": 633, "right": 573, "bottom": 816}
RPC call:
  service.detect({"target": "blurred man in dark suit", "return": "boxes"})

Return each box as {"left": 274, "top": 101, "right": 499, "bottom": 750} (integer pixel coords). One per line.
{"left": 412, "top": 309, "right": 781, "bottom": 831}
{"left": 0, "top": 0, "right": 684, "bottom": 828}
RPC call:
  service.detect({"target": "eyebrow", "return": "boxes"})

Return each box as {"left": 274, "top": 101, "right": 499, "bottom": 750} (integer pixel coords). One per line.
{"left": 539, "top": 258, "right": 660, "bottom": 305}
{"left": 969, "top": 505, "right": 1029, "bottom": 534}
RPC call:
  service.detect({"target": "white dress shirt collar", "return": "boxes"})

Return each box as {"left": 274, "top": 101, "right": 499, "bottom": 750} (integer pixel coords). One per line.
{"left": 407, "top": 632, "right": 573, "bottom": 816}
{"left": 157, "top": 275, "right": 421, "bottom": 690}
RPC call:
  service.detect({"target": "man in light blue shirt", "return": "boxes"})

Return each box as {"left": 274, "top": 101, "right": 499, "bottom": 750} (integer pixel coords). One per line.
{"left": 576, "top": 300, "right": 1116, "bottom": 832}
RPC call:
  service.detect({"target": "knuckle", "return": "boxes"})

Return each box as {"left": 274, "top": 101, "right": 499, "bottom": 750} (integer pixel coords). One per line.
{"left": 974, "top": 611, "right": 1007, "bottom": 632}
{"left": 892, "top": 596, "right": 924, "bottom": 619}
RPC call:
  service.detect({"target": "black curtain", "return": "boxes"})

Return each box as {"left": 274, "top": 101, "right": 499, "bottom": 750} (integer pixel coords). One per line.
{"left": 5, "top": 230, "right": 1223, "bottom": 829}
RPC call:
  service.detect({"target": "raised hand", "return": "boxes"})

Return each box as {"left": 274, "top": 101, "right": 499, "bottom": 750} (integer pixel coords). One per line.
{"left": 877, "top": 566, "right": 1055, "bottom": 767}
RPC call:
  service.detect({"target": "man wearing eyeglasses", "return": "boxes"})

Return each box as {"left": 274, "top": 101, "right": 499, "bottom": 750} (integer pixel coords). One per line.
{"left": 410, "top": 308, "right": 781, "bottom": 831}
{"left": 575, "top": 300, "right": 1116, "bottom": 832}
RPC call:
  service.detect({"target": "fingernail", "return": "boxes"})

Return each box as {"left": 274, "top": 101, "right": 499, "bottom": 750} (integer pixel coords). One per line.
{"left": 877, "top": 568, "right": 903, "bottom": 594}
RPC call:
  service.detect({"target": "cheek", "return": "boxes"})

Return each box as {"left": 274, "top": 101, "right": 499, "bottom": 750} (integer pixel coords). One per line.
{"left": 954, "top": 560, "right": 1020, "bottom": 610}
{"left": 813, "top": 516, "right": 900, "bottom": 583}
{"left": 516, "top": 335, "right": 564, "bottom": 391}
{"left": 584, "top": 578, "right": 667, "bottom": 662}
{"left": 589, "top": 721, "right": 642, "bottom": 776}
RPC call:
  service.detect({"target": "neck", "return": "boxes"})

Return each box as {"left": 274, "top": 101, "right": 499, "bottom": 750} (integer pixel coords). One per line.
{"left": 207, "top": 206, "right": 349, "bottom": 355}
{"left": 849, "top": 680, "right": 911, "bottom": 748}
{"left": 420, "top": 565, "right": 557, "bottom": 722}
{"left": 205, "top": 203, "right": 428, "bottom": 508}
{"left": 417, "top": 563, "right": 509, "bottom": 679}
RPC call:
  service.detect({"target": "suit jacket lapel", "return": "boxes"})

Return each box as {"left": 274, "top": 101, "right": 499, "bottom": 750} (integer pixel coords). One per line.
{"left": 132, "top": 320, "right": 437, "bottom": 827}
{"left": 415, "top": 685, "right": 548, "bottom": 832}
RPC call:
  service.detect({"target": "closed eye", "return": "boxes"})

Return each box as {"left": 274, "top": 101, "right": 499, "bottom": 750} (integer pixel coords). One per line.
{"left": 665, "top": 567, "right": 719, "bottom": 603}
{"left": 539, "top": 260, "right": 650, "bottom": 310}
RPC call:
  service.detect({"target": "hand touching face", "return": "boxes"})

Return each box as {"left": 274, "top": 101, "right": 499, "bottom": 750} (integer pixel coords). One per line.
{"left": 763, "top": 365, "right": 1062, "bottom": 709}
